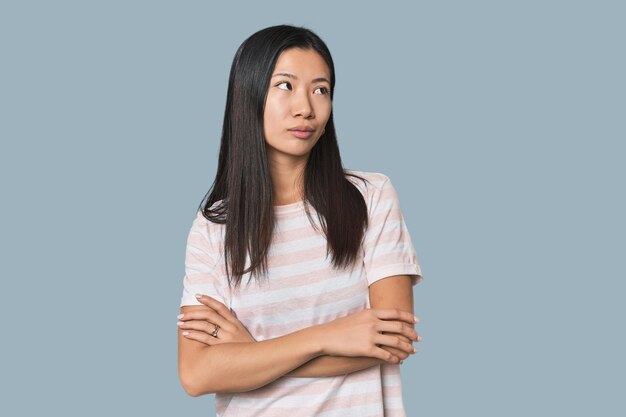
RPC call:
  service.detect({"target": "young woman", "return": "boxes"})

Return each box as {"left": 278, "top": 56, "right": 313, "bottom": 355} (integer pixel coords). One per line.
{"left": 177, "top": 24, "right": 424, "bottom": 416}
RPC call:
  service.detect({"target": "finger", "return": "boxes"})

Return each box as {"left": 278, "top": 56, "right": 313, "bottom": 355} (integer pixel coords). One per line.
{"left": 382, "top": 332, "right": 412, "bottom": 345}
{"left": 178, "top": 319, "right": 223, "bottom": 335}
{"left": 371, "top": 346, "right": 401, "bottom": 364}
{"left": 380, "top": 345, "right": 411, "bottom": 361}
{"left": 375, "top": 333, "right": 416, "bottom": 355}
{"left": 195, "top": 294, "right": 239, "bottom": 324}
{"left": 374, "top": 308, "right": 417, "bottom": 325}
{"left": 179, "top": 309, "right": 233, "bottom": 332}
{"left": 180, "top": 315, "right": 236, "bottom": 336}
{"left": 178, "top": 308, "right": 215, "bottom": 321}
{"left": 378, "top": 320, "right": 419, "bottom": 341}
{"left": 180, "top": 329, "right": 220, "bottom": 346}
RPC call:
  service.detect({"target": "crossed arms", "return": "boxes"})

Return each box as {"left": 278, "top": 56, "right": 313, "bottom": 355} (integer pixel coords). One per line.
{"left": 178, "top": 275, "right": 416, "bottom": 395}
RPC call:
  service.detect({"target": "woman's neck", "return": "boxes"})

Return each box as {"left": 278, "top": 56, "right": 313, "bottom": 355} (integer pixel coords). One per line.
{"left": 267, "top": 154, "right": 308, "bottom": 205}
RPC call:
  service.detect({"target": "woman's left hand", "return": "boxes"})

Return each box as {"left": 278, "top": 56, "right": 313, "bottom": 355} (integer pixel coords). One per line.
{"left": 178, "top": 294, "right": 257, "bottom": 346}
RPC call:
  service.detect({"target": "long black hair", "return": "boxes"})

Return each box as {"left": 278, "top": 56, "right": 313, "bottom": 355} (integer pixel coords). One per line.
{"left": 199, "top": 24, "right": 369, "bottom": 288}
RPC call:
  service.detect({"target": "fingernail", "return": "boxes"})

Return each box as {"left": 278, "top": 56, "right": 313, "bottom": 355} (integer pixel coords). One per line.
{"left": 417, "top": 335, "right": 422, "bottom": 342}
{"left": 177, "top": 314, "right": 184, "bottom": 319}
{"left": 399, "top": 360, "right": 404, "bottom": 364}
{"left": 195, "top": 294, "right": 203, "bottom": 299}
{"left": 182, "top": 331, "right": 189, "bottom": 336}
{"left": 413, "top": 347, "right": 417, "bottom": 353}
{"left": 414, "top": 316, "right": 419, "bottom": 323}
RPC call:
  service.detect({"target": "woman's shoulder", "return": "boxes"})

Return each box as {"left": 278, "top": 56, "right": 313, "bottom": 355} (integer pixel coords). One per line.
{"left": 191, "top": 202, "right": 227, "bottom": 241}
{"left": 344, "top": 169, "right": 392, "bottom": 194}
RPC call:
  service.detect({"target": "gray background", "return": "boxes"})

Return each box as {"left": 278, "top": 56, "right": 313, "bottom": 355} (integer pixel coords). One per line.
{"left": 1, "top": 0, "right": 624, "bottom": 416}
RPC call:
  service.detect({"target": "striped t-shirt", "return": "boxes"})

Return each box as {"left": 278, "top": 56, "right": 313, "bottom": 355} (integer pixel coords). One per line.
{"left": 180, "top": 170, "right": 423, "bottom": 417}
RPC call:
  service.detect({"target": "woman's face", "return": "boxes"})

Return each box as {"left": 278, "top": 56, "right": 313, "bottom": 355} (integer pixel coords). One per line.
{"left": 263, "top": 48, "right": 332, "bottom": 162}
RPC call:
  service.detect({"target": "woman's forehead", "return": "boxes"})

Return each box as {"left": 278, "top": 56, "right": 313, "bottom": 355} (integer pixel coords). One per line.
{"left": 273, "top": 48, "right": 331, "bottom": 81}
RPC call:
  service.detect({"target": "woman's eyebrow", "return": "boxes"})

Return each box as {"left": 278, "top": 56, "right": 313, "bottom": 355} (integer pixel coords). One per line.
{"left": 272, "top": 72, "right": 330, "bottom": 84}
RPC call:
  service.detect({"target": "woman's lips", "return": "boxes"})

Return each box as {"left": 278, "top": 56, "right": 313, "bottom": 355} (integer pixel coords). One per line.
{"left": 289, "top": 129, "right": 314, "bottom": 139}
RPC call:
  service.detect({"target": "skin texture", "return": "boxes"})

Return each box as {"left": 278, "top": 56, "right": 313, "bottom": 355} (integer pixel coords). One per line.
{"left": 262, "top": 47, "right": 332, "bottom": 205}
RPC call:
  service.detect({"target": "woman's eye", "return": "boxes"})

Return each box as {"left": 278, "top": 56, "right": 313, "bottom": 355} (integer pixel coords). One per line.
{"left": 276, "top": 82, "right": 329, "bottom": 95}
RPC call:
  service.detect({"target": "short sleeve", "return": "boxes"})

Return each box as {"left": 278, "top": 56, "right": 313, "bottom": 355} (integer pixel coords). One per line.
{"left": 180, "top": 210, "right": 230, "bottom": 307}
{"left": 362, "top": 174, "right": 424, "bottom": 287}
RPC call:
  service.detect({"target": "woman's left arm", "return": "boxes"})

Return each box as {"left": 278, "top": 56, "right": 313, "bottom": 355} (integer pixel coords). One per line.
{"left": 285, "top": 275, "right": 418, "bottom": 377}
{"left": 288, "top": 175, "right": 422, "bottom": 376}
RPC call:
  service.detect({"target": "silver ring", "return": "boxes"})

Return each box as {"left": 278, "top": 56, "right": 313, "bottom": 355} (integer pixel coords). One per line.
{"left": 211, "top": 324, "right": 220, "bottom": 338}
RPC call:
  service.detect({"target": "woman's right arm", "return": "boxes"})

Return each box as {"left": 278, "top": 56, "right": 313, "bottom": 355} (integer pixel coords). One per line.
{"left": 178, "top": 307, "right": 417, "bottom": 396}
{"left": 178, "top": 306, "right": 323, "bottom": 397}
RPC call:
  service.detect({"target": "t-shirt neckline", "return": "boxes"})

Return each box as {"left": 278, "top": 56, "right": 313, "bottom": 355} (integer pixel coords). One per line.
{"left": 272, "top": 200, "right": 306, "bottom": 215}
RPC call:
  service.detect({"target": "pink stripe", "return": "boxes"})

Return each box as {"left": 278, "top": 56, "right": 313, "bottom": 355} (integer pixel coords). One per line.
{"left": 236, "top": 368, "right": 380, "bottom": 398}
{"left": 232, "top": 278, "right": 365, "bottom": 317}
{"left": 267, "top": 243, "right": 328, "bottom": 268}
{"left": 368, "top": 205, "right": 403, "bottom": 225}
{"left": 220, "top": 391, "right": 400, "bottom": 416}
{"left": 272, "top": 223, "right": 322, "bottom": 243}
{"left": 367, "top": 251, "right": 415, "bottom": 266}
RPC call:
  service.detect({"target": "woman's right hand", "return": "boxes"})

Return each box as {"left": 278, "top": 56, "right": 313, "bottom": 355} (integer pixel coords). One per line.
{"left": 316, "top": 308, "right": 419, "bottom": 364}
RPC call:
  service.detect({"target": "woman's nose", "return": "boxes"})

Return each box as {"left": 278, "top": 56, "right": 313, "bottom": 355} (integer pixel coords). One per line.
{"left": 291, "top": 91, "right": 314, "bottom": 118}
